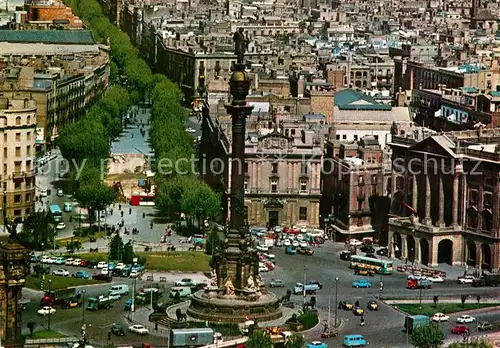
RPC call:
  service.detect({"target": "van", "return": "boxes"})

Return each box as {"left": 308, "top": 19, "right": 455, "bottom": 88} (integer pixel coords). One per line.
{"left": 343, "top": 334, "right": 367, "bottom": 347}
{"left": 109, "top": 284, "right": 129, "bottom": 297}
{"left": 63, "top": 202, "right": 73, "bottom": 212}
{"left": 169, "top": 287, "right": 191, "bottom": 299}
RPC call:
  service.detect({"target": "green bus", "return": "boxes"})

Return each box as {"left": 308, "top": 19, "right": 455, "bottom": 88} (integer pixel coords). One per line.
{"left": 349, "top": 255, "right": 393, "bottom": 275}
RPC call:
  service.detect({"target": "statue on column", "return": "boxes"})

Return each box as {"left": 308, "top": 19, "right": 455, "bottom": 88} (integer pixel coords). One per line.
{"left": 246, "top": 275, "right": 256, "bottom": 291}
{"left": 224, "top": 278, "right": 235, "bottom": 295}
{"left": 209, "top": 268, "right": 217, "bottom": 287}
{"left": 233, "top": 28, "right": 249, "bottom": 64}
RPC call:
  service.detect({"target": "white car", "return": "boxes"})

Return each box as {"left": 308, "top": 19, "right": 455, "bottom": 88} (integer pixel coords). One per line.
{"left": 299, "top": 241, "right": 308, "bottom": 248}
{"left": 457, "top": 315, "right": 476, "bottom": 324}
{"left": 39, "top": 189, "right": 48, "bottom": 197}
{"left": 52, "top": 269, "right": 69, "bottom": 277}
{"left": 407, "top": 274, "right": 426, "bottom": 281}
{"left": 101, "top": 268, "right": 109, "bottom": 275}
{"left": 264, "top": 253, "right": 276, "bottom": 259}
{"left": 116, "top": 263, "right": 126, "bottom": 270}
{"left": 65, "top": 258, "right": 74, "bottom": 266}
{"left": 256, "top": 245, "right": 268, "bottom": 252}
{"left": 47, "top": 256, "right": 57, "bottom": 264}
{"left": 41, "top": 256, "right": 51, "bottom": 263}
{"left": 129, "top": 324, "right": 149, "bottom": 335}
{"left": 349, "top": 239, "right": 363, "bottom": 246}
{"left": 283, "top": 239, "right": 291, "bottom": 247}
{"left": 56, "top": 222, "right": 66, "bottom": 230}
{"left": 432, "top": 313, "right": 450, "bottom": 322}
{"left": 296, "top": 234, "right": 304, "bottom": 241}
{"left": 427, "top": 275, "right": 444, "bottom": 283}
{"left": 259, "top": 265, "right": 269, "bottom": 272}
{"left": 38, "top": 306, "right": 56, "bottom": 316}
{"left": 292, "top": 241, "right": 299, "bottom": 247}
{"left": 97, "top": 261, "right": 107, "bottom": 269}
{"left": 129, "top": 269, "right": 139, "bottom": 278}
{"left": 72, "top": 259, "right": 82, "bottom": 266}
{"left": 185, "top": 127, "right": 196, "bottom": 133}
{"left": 458, "top": 275, "right": 476, "bottom": 284}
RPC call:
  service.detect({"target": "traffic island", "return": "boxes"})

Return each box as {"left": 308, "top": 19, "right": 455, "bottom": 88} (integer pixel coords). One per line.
{"left": 25, "top": 274, "right": 104, "bottom": 290}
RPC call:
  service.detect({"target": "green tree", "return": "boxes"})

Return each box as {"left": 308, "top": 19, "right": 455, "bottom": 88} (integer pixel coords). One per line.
{"left": 19, "top": 212, "right": 56, "bottom": 251}
{"left": 66, "top": 240, "right": 82, "bottom": 254}
{"left": 448, "top": 338, "right": 492, "bottom": 348}
{"left": 181, "top": 182, "right": 221, "bottom": 230}
{"left": 122, "top": 241, "right": 135, "bottom": 264}
{"left": 461, "top": 294, "right": 467, "bottom": 307}
{"left": 155, "top": 176, "right": 197, "bottom": 217}
{"left": 205, "top": 229, "right": 223, "bottom": 255}
{"left": 57, "top": 118, "right": 109, "bottom": 162}
{"left": 411, "top": 324, "right": 445, "bottom": 348}
{"left": 246, "top": 330, "right": 273, "bottom": 348}
{"left": 75, "top": 181, "right": 116, "bottom": 231}
{"left": 109, "top": 233, "right": 124, "bottom": 261}
{"left": 285, "top": 334, "right": 305, "bottom": 348}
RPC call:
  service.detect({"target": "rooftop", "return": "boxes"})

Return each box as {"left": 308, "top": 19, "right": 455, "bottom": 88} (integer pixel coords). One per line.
{"left": 0, "top": 30, "right": 95, "bottom": 45}
{"left": 335, "top": 89, "right": 392, "bottom": 111}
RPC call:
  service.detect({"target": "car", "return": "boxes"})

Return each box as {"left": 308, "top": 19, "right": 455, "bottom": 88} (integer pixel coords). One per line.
{"left": 458, "top": 275, "right": 476, "bottom": 284}
{"left": 39, "top": 189, "right": 48, "bottom": 197}
{"left": 367, "top": 300, "right": 378, "bottom": 310}
{"left": 101, "top": 267, "right": 109, "bottom": 275}
{"left": 276, "top": 240, "right": 282, "bottom": 247}
{"left": 37, "top": 306, "right": 56, "bottom": 316}
{"left": 79, "top": 260, "right": 89, "bottom": 267}
{"left": 72, "top": 259, "right": 82, "bottom": 266}
{"left": 432, "top": 313, "right": 450, "bottom": 322}
{"left": 349, "top": 239, "right": 363, "bottom": 246}
{"left": 407, "top": 274, "right": 426, "bottom": 281}
{"left": 116, "top": 263, "right": 126, "bottom": 270}
{"left": 478, "top": 322, "right": 494, "bottom": 331}
{"left": 72, "top": 271, "right": 89, "bottom": 279}
{"left": 111, "top": 323, "right": 125, "bottom": 336}
{"left": 129, "top": 269, "right": 139, "bottom": 278}
{"left": 352, "top": 279, "right": 372, "bottom": 288}
{"left": 269, "top": 279, "right": 285, "bottom": 288}
{"left": 299, "top": 241, "right": 308, "bottom": 248}
{"left": 340, "top": 250, "right": 352, "bottom": 261}
{"left": 175, "top": 278, "right": 199, "bottom": 287}
{"left": 264, "top": 261, "right": 275, "bottom": 271}
{"left": 62, "top": 299, "right": 82, "bottom": 309}
{"left": 308, "top": 280, "right": 323, "bottom": 289}
{"left": 107, "top": 262, "right": 117, "bottom": 270}
{"left": 92, "top": 273, "right": 112, "bottom": 282}
{"left": 54, "top": 257, "right": 65, "bottom": 265}
{"left": 340, "top": 301, "right": 353, "bottom": 310}
{"left": 256, "top": 245, "right": 268, "bottom": 252}
{"left": 376, "top": 247, "right": 388, "bottom": 256}
{"left": 306, "top": 342, "right": 328, "bottom": 348}
{"left": 264, "top": 253, "right": 276, "bottom": 259}
{"left": 292, "top": 240, "right": 300, "bottom": 247}
{"left": 63, "top": 202, "right": 73, "bottom": 212}
{"left": 259, "top": 265, "right": 268, "bottom": 272}
{"left": 457, "top": 315, "right": 476, "bottom": 324}
{"left": 129, "top": 324, "right": 149, "bottom": 335}
{"left": 131, "top": 264, "right": 145, "bottom": 272}
{"left": 298, "top": 247, "right": 314, "bottom": 255}
{"left": 56, "top": 189, "right": 64, "bottom": 197}
{"left": 47, "top": 256, "right": 57, "bottom": 264}
{"left": 451, "top": 326, "right": 469, "bottom": 335}
{"left": 283, "top": 239, "right": 291, "bottom": 247}
{"left": 360, "top": 245, "right": 375, "bottom": 253}
{"left": 56, "top": 222, "right": 66, "bottom": 230}
{"left": 65, "top": 258, "right": 74, "bottom": 266}
{"left": 87, "top": 261, "right": 98, "bottom": 269}
{"left": 427, "top": 275, "right": 444, "bottom": 283}
{"left": 185, "top": 127, "right": 196, "bottom": 133}
{"left": 97, "top": 261, "right": 107, "bottom": 269}
{"left": 52, "top": 269, "right": 69, "bottom": 277}
{"left": 285, "top": 247, "right": 296, "bottom": 255}
{"left": 352, "top": 306, "right": 364, "bottom": 316}
{"left": 41, "top": 256, "right": 50, "bottom": 264}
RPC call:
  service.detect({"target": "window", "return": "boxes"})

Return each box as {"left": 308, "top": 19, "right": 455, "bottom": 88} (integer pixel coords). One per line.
{"left": 271, "top": 163, "right": 278, "bottom": 174}
{"left": 271, "top": 179, "right": 278, "bottom": 192}
{"left": 354, "top": 135, "right": 358, "bottom": 141}
{"left": 342, "top": 134, "right": 347, "bottom": 140}
{"left": 244, "top": 180, "right": 249, "bottom": 192}
{"left": 372, "top": 174, "right": 377, "bottom": 184}
{"left": 3, "top": 164, "right": 6, "bottom": 175}
{"left": 300, "top": 162, "right": 308, "bottom": 175}
{"left": 14, "top": 195, "right": 21, "bottom": 203}
{"left": 358, "top": 175, "right": 364, "bottom": 185}
{"left": 14, "top": 181, "right": 21, "bottom": 190}
{"left": 374, "top": 135, "right": 379, "bottom": 140}
{"left": 484, "top": 193, "right": 493, "bottom": 207}
{"left": 15, "top": 147, "right": 20, "bottom": 157}
{"left": 26, "top": 132, "right": 31, "bottom": 141}
{"left": 14, "top": 209, "right": 21, "bottom": 217}
{"left": 291, "top": 129, "right": 296, "bottom": 136}
{"left": 244, "top": 163, "right": 249, "bottom": 174}
{"left": 358, "top": 201, "right": 363, "bottom": 211}
{"left": 3, "top": 147, "right": 6, "bottom": 159}
{"left": 469, "top": 189, "right": 479, "bottom": 204}
{"left": 15, "top": 117, "right": 21, "bottom": 125}
{"left": 300, "top": 180, "right": 307, "bottom": 192}
{"left": 336, "top": 134, "right": 340, "bottom": 140}
{"left": 285, "top": 129, "right": 289, "bottom": 137}
{"left": 25, "top": 193, "right": 30, "bottom": 202}
{"left": 3, "top": 134, "right": 6, "bottom": 142}
{"left": 15, "top": 133, "right": 20, "bottom": 141}
{"left": 299, "top": 207, "right": 307, "bottom": 220}
{"left": 467, "top": 208, "right": 478, "bottom": 229}
{"left": 26, "top": 146, "right": 31, "bottom": 157}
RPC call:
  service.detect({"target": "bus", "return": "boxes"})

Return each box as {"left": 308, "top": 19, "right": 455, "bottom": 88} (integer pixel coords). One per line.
{"left": 49, "top": 204, "right": 63, "bottom": 222}
{"left": 349, "top": 255, "right": 393, "bottom": 275}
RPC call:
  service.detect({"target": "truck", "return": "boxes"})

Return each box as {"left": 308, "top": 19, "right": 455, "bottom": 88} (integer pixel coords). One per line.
{"left": 86, "top": 296, "right": 112, "bottom": 311}
{"left": 293, "top": 282, "right": 320, "bottom": 295}
{"left": 40, "top": 288, "right": 77, "bottom": 306}
{"left": 407, "top": 278, "right": 432, "bottom": 289}
{"left": 170, "top": 328, "right": 214, "bottom": 347}
{"left": 404, "top": 315, "right": 430, "bottom": 334}
{"left": 472, "top": 273, "right": 500, "bottom": 287}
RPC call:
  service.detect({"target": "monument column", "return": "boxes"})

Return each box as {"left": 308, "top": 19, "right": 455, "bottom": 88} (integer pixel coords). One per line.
{"left": 412, "top": 174, "right": 418, "bottom": 217}
{"left": 437, "top": 175, "right": 445, "bottom": 227}
{"left": 452, "top": 171, "right": 460, "bottom": 227}
{"left": 423, "top": 175, "right": 432, "bottom": 225}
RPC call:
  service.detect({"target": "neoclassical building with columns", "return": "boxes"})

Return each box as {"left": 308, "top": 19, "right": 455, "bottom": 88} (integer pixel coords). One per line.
{"left": 388, "top": 128, "right": 500, "bottom": 270}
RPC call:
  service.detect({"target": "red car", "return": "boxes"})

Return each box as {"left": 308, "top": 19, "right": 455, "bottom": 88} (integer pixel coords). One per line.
{"left": 452, "top": 326, "right": 469, "bottom": 335}
{"left": 264, "top": 261, "right": 275, "bottom": 271}
{"left": 79, "top": 259, "right": 89, "bottom": 267}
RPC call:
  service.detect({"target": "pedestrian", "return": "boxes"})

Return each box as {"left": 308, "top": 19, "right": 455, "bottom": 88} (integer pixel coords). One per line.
{"left": 143, "top": 212, "right": 146, "bottom": 218}
{"left": 155, "top": 322, "right": 158, "bottom": 331}
{"left": 150, "top": 222, "right": 153, "bottom": 229}
{"left": 360, "top": 317, "right": 365, "bottom": 326}
{"left": 121, "top": 211, "right": 124, "bottom": 217}
{"left": 119, "top": 204, "right": 121, "bottom": 210}
{"left": 405, "top": 257, "right": 408, "bottom": 264}
{"left": 110, "top": 208, "right": 113, "bottom": 215}
{"left": 129, "top": 208, "right": 132, "bottom": 215}
{"left": 108, "top": 330, "right": 111, "bottom": 340}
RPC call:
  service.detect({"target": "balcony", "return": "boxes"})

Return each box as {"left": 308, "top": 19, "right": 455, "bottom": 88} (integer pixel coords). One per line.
{"left": 12, "top": 170, "right": 35, "bottom": 179}
{"left": 389, "top": 217, "right": 459, "bottom": 234}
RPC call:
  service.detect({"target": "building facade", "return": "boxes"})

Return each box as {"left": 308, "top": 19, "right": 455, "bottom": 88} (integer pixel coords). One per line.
{"left": 0, "top": 97, "right": 37, "bottom": 224}
{"left": 388, "top": 128, "right": 500, "bottom": 270}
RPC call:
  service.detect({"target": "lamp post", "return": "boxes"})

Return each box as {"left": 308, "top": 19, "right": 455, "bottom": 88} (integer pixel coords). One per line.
{"left": 334, "top": 277, "right": 339, "bottom": 327}
{"left": 48, "top": 279, "right": 52, "bottom": 330}
{"left": 82, "top": 290, "right": 86, "bottom": 327}
{"left": 303, "top": 266, "right": 307, "bottom": 305}
{"left": 379, "top": 252, "right": 384, "bottom": 299}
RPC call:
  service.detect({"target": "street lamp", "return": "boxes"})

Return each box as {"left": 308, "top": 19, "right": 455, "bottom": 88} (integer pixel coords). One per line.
{"left": 334, "top": 277, "right": 339, "bottom": 327}
{"left": 81, "top": 290, "right": 86, "bottom": 327}
{"left": 303, "top": 266, "right": 307, "bottom": 305}
{"left": 48, "top": 279, "right": 52, "bottom": 330}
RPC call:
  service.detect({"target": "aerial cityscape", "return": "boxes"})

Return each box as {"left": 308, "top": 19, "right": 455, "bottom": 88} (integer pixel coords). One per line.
{"left": 0, "top": 0, "right": 499, "bottom": 347}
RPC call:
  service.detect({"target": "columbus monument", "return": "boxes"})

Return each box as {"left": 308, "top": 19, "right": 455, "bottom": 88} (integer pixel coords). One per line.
{"left": 187, "top": 29, "right": 282, "bottom": 323}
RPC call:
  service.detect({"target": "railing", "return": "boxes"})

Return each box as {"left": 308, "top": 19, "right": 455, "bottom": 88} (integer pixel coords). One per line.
{"left": 454, "top": 147, "right": 500, "bottom": 162}
{"left": 25, "top": 337, "right": 79, "bottom": 345}
{"left": 390, "top": 136, "right": 418, "bottom": 146}
{"left": 389, "top": 217, "right": 457, "bottom": 233}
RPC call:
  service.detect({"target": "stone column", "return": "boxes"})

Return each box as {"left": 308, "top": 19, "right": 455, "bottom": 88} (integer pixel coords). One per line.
{"left": 401, "top": 236, "right": 407, "bottom": 259}
{"left": 287, "top": 162, "right": 293, "bottom": 192}
{"left": 412, "top": 174, "right": 418, "bottom": 216}
{"left": 477, "top": 185, "right": 484, "bottom": 233}
{"left": 476, "top": 242, "right": 482, "bottom": 269}
{"left": 423, "top": 175, "right": 432, "bottom": 225}
{"left": 391, "top": 172, "right": 397, "bottom": 197}
{"left": 493, "top": 177, "right": 500, "bottom": 235}
{"left": 430, "top": 238, "right": 438, "bottom": 266}
{"left": 252, "top": 162, "right": 257, "bottom": 190}
{"left": 437, "top": 175, "right": 445, "bottom": 227}
{"left": 414, "top": 237, "right": 421, "bottom": 264}
{"left": 452, "top": 173, "right": 460, "bottom": 227}
{"left": 387, "top": 229, "right": 394, "bottom": 258}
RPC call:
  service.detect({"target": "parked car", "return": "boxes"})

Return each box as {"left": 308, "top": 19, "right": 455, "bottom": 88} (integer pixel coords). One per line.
{"left": 72, "top": 271, "right": 89, "bottom": 279}
{"left": 263, "top": 253, "right": 276, "bottom": 259}
{"left": 264, "top": 261, "right": 275, "bottom": 271}
{"left": 129, "top": 324, "right": 149, "bottom": 335}
{"left": 352, "top": 307, "right": 364, "bottom": 316}
{"left": 269, "top": 279, "right": 285, "bottom": 288}
{"left": 116, "top": 263, "right": 126, "bottom": 270}
{"left": 376, "top": 247, "right": 388, "bottom": 256}
{"left": 451, "top": 326, "right": 469, "bottom": 335}
{"left": 478, "top": 322, "right": 494, "bottom": 331}
{"left": 299, "top": 241, "right": 308, "bottom": 248}
{"left": 175, "top": 278, "right": 199, "bottom": 287}
{"left": 458, "top": 275, "right": 476, "bottom": 284}
{"left": 367, "top": 300, "right": 378, "bottom": 310}
{"left": 352, "top": 279, "right": 372, "bottom": 288}
{"left": 92, "top": 273, "right": 112, "bottom": 282}
{"left": 258, "top": 265, "right": 269, "bottom": 273}
{"left": 71, "top": 259, "right": 82, "bottom": 266}
{"left": 283, "top": 239, "right": 291, "bottom": 247}
{"left": 360, "top": 245, "right": 375, "bottom": 253}
{"left": 52, "top": 269, "right": 69, "bottom": 277}
{"left": 427, "top": 275, "right": 444, "bottom": 283}
{"left": 56, "top": 222, "right": 66, "bottom": 230}
{"left": 340, "top": 301, "right": 353, "bottom": 310}
{"left": 97, "top": 261, "right": 107, "bottom": 269}
{"left": 54, "top": 257, "right": 65, "bottom": 265}
{"left": 457, "top": 315, "right": 476, "bottom": 324}
{"left": 432, "top": 313, "right": 450, "bottom": 322}
{"left": 111, "top": 323, "right": 126, "bottom": 336}
{"left": 292, "top": 241, "right": 299, "bottom": 247}
{"left": 256, "top": 245, "right": 268, "bottom": 252}
{"left": 349, "top": 239, "right": 363, "bottom": 246}
{"left": 79, "top": 260, "right": 89, "bottom": 267}
{"left": 129, "top": 269, "right": 140, "bottom": 278}
{"left": 308, "top": 280, "right": 323, "bottom": 289}
{"left": 285, "top": 247, "right": 296, "bottom": 255}
{"left": 56, "top": 189, "right": 64, "bottom": 197}
{"left": 87, "top": 261, "right": 98, "bottom": 269}
{"left": 65, "top": 258, "right": 74, "bottom": 266}
{"left": 37, "top": 306, "right": 56, "bottom": 316}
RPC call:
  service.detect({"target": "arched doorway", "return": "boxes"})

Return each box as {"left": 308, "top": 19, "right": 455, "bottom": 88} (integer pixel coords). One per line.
{"left": 481, "top": 244, "right": 492, "bottom": 271}
{"left": 407, "top": 236, "right": 416, "bottom": 263}
{"left": 393, "top": 233, "right": 402, "bottom": 259}
{"left": 420, "top": 239, "right": 429, "bottom": 266}
{"left": 438, "top": 239, "right": 453, "bottom": 265}
{"left": 467, "top": 242, "right": 477, "bottom": 266}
